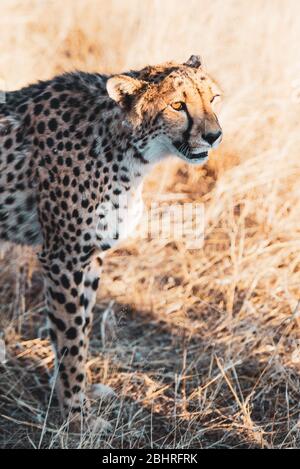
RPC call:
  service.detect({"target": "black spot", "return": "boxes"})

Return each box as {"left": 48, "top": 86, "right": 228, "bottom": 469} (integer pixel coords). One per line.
{"left": 50, "top": 98, "right": 60, "bottom": 109}
{"left": 62, "top": 111, "right": 71, "bottom": 123}
{"left": 34, "top": 104, "right": 44, "bottom": 116}
{"left": 60, "top": 346, "right": 69, "bottom": 356}
{"left": 73, "top": 271, "right": 83, "bottom": 285}
{"left": 6, "top": 154, "right": 15, "bottom": 164}
{"left": 48, "top": 118, "right": 58, "bottom": 132}
{"left": 37, "top": 121, "right": 45, "bottom": 134}
{"left": 121, "top": 175, "right": 130, "bottom": 183}
{"left": 70, "top": 345, "right": 79, "bottom": 356}
{"left": 72, "top": 385, "right": 81, "bottom": 394}
{"left": 73, "top": 167, "right": 80, "bottom": 177}
{"left": 58, "top": 363, "right": 65, "bottom": 372}
{"left": 5, "top": 196, "right": 15, "bottom": 205}
{"left": 51, "top": 264, "right": 60, "bottom": 275}
{"left": 62, "top": 175, "right": 70, "bottom": 187}
{"left": 47, "top": 137, "right": 55, "bottom": 148}
{"left": 4, "top": 138, "right": 13, "bottom": 150}
{"left": 65, "top": 302, "right": 77, "bottom": 314}
{"left": 60, "top": 274, "right": 70, "bottom": 289}
{"left": 66, "top": 327, "right": 77, "bottom": 340}
{"left": 48, "top": 312, "right": 66, "bottom": 332}
{"left": 49, "top": 328, "right": 57, "bottom": 343}
{"left": 91, "top": 278, "right": 99, "bottom": 290}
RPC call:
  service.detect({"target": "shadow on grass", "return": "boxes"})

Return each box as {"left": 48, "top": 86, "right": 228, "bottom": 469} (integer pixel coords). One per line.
{"left": 1, "top": 296, "right": 300, "bottom": 449}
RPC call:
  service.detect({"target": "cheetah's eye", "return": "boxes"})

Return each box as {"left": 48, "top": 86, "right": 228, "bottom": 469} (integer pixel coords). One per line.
{"left": 171, "top": 102, "right": 185, "bottom": 111}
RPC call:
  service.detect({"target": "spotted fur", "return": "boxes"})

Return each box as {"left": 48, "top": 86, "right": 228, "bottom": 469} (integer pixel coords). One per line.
{"left": 0, "top": 56, "right": 222, "bottom": 423}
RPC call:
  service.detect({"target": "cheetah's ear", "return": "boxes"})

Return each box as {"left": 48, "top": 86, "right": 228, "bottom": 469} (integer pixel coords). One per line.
{"left": 184, "top": 55, "right": 202, "bottom": 69}
{"left": 106, "top": 75, "right": 147, "bottom": 107}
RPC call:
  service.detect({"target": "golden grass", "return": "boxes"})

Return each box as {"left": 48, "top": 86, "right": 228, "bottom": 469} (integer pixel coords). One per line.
{"left": 1, "top": 0, "right": 300, "bottom": 449}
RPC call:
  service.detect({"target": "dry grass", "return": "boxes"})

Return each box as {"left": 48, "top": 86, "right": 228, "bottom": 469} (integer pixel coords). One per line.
{"left": 1, "top": 0, "right": 300, "bottom": 449}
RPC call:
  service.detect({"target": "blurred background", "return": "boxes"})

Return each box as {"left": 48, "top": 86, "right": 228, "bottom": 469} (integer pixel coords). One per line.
{"left": 1, "top": 0, "right": 300, "bottom": 449}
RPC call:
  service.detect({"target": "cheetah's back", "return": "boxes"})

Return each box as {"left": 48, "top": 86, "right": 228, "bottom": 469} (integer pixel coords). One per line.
{"left": 0, "top": 99, "right": 41, "bottom": 246}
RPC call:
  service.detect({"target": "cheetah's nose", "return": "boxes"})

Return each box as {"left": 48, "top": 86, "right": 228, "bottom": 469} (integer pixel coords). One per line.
{"left": 202, "top": 130, "right": 222, "bottom": 146}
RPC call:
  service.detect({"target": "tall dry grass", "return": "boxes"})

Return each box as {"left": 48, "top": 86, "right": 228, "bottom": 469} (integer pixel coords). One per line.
{"left": 0, "top": 0, "right": 300, "bottom": 449}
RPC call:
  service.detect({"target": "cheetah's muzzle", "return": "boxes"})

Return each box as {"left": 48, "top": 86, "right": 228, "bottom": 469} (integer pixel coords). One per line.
{"left": 173, "top": 140, "right": 208, "bottom": 160}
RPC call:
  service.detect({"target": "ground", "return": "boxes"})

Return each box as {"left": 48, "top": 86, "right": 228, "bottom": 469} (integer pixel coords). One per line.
{"left": 0, "top": 0, "right": 300, "bottom": 449}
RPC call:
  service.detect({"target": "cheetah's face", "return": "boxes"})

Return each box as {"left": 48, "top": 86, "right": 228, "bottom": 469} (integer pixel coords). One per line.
{"left": 106, "top": 55, "right": 223, "bottom": 165}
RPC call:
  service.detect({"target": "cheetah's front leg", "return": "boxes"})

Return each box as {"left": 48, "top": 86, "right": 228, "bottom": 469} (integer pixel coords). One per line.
{"left": 40, "top": 250, "right": 103, "bottom": 426}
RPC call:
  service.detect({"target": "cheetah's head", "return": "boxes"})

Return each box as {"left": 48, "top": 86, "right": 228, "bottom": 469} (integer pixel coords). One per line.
{"left": 106, "top": 55, "right": 223, "bottom": 165}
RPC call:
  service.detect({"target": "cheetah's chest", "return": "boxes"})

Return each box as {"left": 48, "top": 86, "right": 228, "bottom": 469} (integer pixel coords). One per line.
{"left": 95, "top": 184, "right": 144, "bottom": 249}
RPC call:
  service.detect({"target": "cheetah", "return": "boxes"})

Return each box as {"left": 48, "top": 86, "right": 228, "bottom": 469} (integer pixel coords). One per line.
{"left": 0, "top": 55, "right": 222, "bottom": 427}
